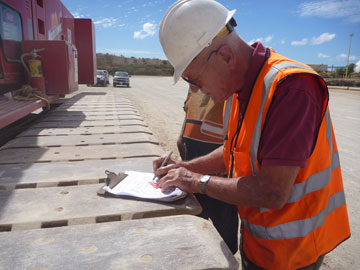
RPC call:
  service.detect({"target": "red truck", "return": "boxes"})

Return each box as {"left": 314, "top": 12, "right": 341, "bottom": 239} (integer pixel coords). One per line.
{"left": 0, "top": 0, "right": 96, "bottom": 129}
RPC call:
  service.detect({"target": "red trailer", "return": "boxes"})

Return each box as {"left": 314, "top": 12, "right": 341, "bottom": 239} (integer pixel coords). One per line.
{"left": 0, "top": 0, "right": 96, "bottom": 128}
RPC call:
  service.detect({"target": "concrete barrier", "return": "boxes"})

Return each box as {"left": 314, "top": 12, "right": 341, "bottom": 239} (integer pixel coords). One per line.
{"left": 328, "top": 85, "right": 360, "bottom": 91}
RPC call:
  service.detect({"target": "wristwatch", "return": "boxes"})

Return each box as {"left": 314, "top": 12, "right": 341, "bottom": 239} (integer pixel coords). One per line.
{"left": 199, "top": 175, "right": 211, "bottom": 194}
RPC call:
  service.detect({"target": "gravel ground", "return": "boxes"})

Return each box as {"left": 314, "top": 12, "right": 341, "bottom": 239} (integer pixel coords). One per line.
{"left": 118, "top": 75, "right": 189, "bottom": 161}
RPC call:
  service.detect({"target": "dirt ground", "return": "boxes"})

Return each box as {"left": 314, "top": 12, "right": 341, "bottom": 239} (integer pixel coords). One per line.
{"left": 112, "top": 75, "right": 359, "bottom": 269}
{"left": 118, "top": 76, "right": 188, "bottom": 160}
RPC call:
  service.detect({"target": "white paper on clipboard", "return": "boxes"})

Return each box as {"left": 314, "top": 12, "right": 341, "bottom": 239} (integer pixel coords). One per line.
{"left": 103, "top": 170, "right": 187, "bottom": 202}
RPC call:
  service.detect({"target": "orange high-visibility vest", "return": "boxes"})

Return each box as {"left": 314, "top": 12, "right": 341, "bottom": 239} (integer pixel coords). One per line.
{"left": 183, "top": 91, "right": 224, "bottom": 144}
{"left": 223, "top": 51, "right": 350, "bottom": 269}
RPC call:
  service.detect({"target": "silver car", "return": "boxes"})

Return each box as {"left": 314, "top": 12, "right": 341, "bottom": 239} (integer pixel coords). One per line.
{"left": 113, "top": 71, "right": 130, "bottom": 87}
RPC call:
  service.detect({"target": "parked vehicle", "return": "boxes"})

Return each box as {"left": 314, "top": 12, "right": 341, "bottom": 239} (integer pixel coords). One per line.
{"left": 96, "top": 70, "right": 108, "bottom": 87}
{"left": 97, "top": 69, "right": 109, "bottom": 85}
{"left": 113, "top": 71, "right": 130, "bottom": 87}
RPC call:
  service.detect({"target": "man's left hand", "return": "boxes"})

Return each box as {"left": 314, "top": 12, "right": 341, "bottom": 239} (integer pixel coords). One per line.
{"left": 157, "top": 167, "right": 201, "bottom": 194}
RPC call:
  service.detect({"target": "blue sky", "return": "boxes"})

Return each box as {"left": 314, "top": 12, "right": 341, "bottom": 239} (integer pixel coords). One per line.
{"left": 62, "top": 0, "right": 360, "bottom": 69}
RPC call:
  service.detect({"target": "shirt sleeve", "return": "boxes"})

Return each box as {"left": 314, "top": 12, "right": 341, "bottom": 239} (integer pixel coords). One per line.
{"left": 258, "top": 74, "right": 327, "bottom": 167}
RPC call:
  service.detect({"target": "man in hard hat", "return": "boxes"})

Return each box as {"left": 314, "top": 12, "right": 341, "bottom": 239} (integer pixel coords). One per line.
{"left": 154, "top": 0, "right": 350, "bottom": 269}
{"left": 177, "top": 89, "right": 239, "bottom": 254}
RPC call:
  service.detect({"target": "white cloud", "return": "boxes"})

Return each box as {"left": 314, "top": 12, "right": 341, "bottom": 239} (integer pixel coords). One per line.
{"left": 336, "top": 53, "right": 358, "bottom": 61}
{"left": 134, "top": 22, "right": 156, "bottom": 39}
{"left": 311, "top": 32, "right": 336, "bottom": 45}
{"left": 94, "top": 18, "right": 117, "bottom": 28}
{"left": 299, "top": 0, "right": 360, "bottom": 23}
{"left": 291, "top": 38, "right": 308, "bottom": 46}
{"left": 264, "top": 35, "right": 274, "bottom": 43}
{"left": 291, "top": 33, "right": 336, "bottom": 46}
{"left": 248, "top": 35, "right": 274, "bottom": 45}
{"left": 355, "top": 60, "right": 360, "bottom": 73}
{"left": 281, "top": 39, "right": 286, "bottom": 44}
{"left": 318, "top": 53, "right": 330, "bottom": 58}
{"left": 72, "top": 12, "right": 84, "bottom": 18}
{"left": 336, "top": 53, "right": 348, "bottom": 59}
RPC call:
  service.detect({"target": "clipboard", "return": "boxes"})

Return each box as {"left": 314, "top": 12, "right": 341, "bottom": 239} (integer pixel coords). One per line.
{"left": 97, "top": 170, "right": 187, "bottom": 202}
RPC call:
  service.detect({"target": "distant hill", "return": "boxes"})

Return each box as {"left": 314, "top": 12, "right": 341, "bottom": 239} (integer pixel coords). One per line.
{"left": 96, "top": 53, "right": 174, "bottom": 76}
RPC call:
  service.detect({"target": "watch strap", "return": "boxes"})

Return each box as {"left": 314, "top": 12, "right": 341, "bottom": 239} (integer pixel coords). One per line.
{"left": 199, "top": 175, "right": 211, "bottom": 194}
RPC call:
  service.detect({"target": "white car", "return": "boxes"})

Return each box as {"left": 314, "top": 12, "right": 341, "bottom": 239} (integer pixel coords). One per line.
{"left": 95, "top": 70, "right": 109, "bottom": 86}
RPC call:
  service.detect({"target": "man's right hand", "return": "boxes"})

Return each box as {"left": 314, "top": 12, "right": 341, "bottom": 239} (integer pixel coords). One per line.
{"left": 153, "top": 154, "right": 178, "bottom": 180}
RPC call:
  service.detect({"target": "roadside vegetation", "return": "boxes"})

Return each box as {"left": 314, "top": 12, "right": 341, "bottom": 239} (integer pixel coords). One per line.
{"left": 97, "top": 53, "right": 360, "bottom": 86}
{"left": 317, "top": 63, "right": 360, "bottom": 87}
{"left": 96, "top": 53, "right": 174, "bottom": 76}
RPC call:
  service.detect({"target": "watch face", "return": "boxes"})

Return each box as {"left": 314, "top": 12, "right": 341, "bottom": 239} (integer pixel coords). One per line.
{"left": 200, "top": 175, "right": 210, "bottom": 183}
{"left": 200, "top": 175, "right": 210, "bottom": 194}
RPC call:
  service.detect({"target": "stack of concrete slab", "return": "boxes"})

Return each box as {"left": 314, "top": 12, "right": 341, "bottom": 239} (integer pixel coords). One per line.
{"left": 0, "top": 89, "right": 238, "bottom": 269}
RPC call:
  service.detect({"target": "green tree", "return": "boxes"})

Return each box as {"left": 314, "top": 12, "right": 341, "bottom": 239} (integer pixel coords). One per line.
{"left": 347, "top": 63, "right": 356, "bottom": 74}
{"left": 336, "top": 67, "right": 346, "bottom": 77}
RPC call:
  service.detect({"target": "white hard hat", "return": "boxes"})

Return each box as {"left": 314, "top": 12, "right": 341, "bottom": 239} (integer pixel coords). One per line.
{"left": 159, "top": 0, "right": 236, "bottom": 84}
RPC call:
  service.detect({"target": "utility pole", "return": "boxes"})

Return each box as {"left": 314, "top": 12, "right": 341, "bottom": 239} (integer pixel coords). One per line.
{"left": 345, "top": 33, "right": 354, "bottom": 78}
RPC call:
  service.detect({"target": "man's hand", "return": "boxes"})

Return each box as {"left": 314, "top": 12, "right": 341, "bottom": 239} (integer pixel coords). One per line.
{"left": 153, "top": 154, "right": 201, "bottom": 193}
{"left": 157, "top": 167, "right": 201, "bottom": 194}
{"left": 153, "top": 154, "right": 178, "bottom": 179}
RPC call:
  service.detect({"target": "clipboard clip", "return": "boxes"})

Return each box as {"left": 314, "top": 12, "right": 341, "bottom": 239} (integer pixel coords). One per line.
{"left": 97, "top": 170, "right": 129, "bottom": 197}
{"left": 104, "top": 170, "right": 128, "bottom": 189}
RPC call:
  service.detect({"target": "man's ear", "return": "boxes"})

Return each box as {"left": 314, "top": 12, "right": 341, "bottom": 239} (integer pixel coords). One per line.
{"left": 217, "top": 45, "right": 233, "bottom": 65}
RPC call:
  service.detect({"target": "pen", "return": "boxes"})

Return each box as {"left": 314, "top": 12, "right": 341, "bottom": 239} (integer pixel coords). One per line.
{"left": 153, "top": 151, "right": 173, "bottom": 184}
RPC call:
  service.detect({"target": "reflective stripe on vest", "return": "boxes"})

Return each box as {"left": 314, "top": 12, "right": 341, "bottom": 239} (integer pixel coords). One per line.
{"left": 200, "top": 120, "right": 224, "bottom": 139}
{"left": 288, "top": 149, "right": 339, "bottom": 204}
{"left": 258, "top": 110, "right": 339, "bottom": 213}
{"left": 223, "top": 95, "right": 233, "bottom": 136}
{"left": 249, "top": 62, "right": 312, "bottom": 176}
{"left": 183, "top": 92, "right": 225, "bottom": 144}
{"left": 286, "top": 110, "right": 337, "bottom": 203}
{"left": 242, "top": 190, "right": 346, "bottom": 240}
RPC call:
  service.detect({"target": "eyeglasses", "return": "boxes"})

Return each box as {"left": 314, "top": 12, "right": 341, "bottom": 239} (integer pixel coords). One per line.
{"left": 181, "top": 48, "right": 219, "bottom": 89}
